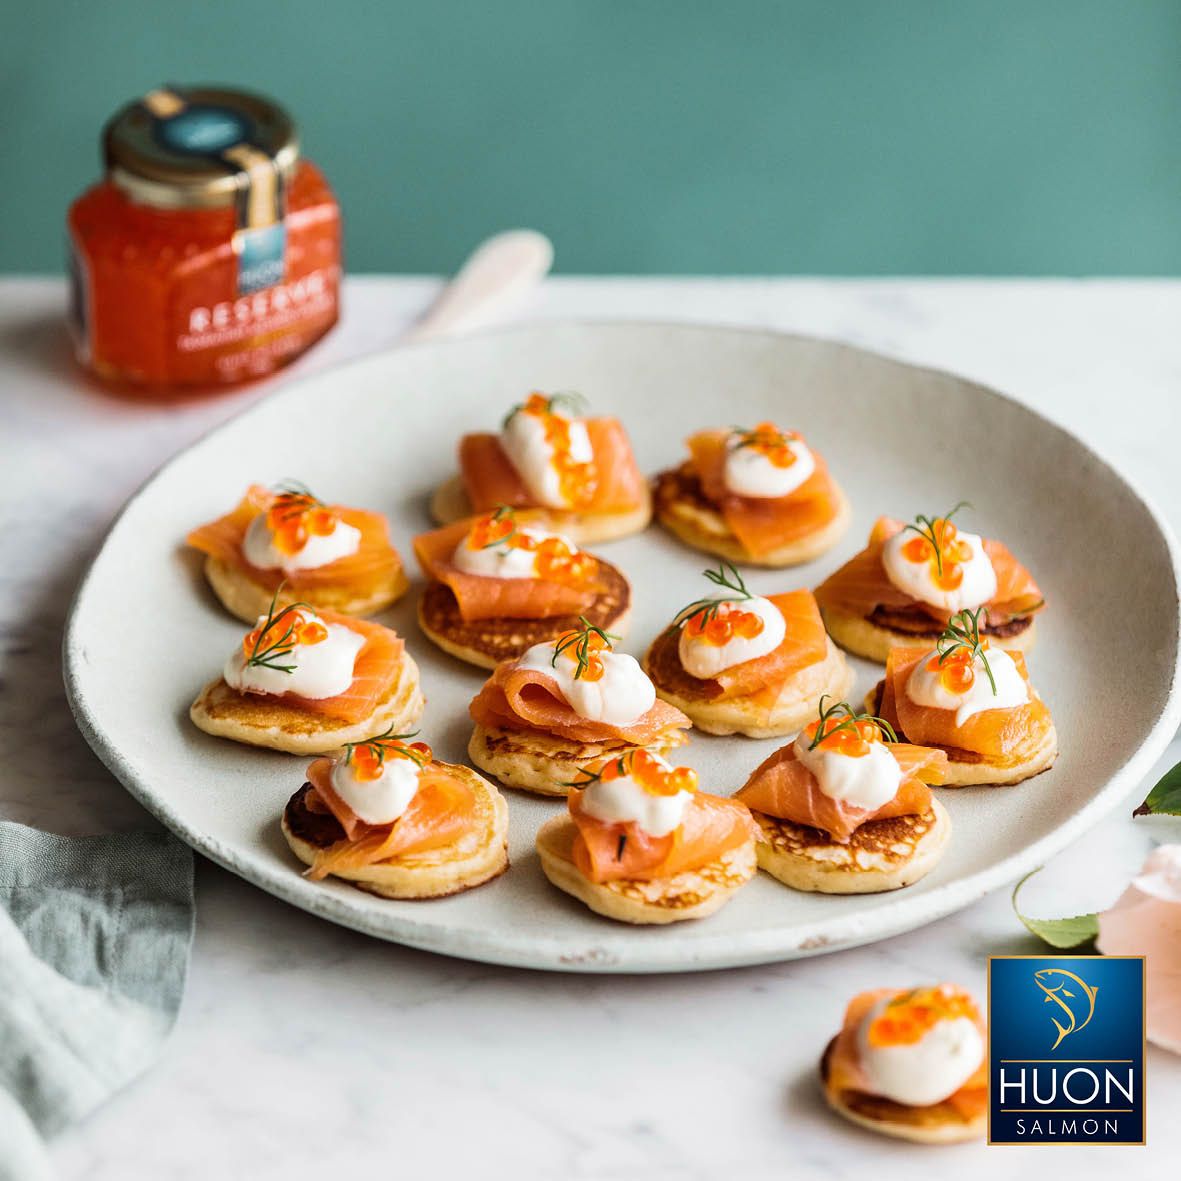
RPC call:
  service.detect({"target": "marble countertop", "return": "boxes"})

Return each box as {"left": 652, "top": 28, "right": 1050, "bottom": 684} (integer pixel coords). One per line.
{"left": 2, "top": 275, "right": 1178, "bottom": 1179}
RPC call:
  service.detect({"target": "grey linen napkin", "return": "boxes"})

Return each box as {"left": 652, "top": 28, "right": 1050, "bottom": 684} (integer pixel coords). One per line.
{"left": 0, "top": 822, "right": 194, "bottom": 1179}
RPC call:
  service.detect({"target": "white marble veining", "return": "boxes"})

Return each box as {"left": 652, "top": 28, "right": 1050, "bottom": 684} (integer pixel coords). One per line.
{"left": 0, "top": 276, "right": 1178, "bottom": 1178}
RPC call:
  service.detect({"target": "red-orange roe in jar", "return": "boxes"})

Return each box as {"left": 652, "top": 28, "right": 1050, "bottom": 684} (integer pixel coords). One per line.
{"left": 67, "top": 85, "right": 341, "bottom": 391}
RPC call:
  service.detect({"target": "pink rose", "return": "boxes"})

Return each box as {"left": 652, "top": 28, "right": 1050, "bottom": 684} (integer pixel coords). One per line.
{"left": 1097, "top": 844, "right": 1181, "bottom": 1054}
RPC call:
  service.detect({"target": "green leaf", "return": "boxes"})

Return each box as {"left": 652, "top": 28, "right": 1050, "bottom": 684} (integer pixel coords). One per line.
{"left": 1133, "top": 759, "right": 1181, "bottom": 817}
{"left": 1012, "top": 869, "right": 1099, "bottom": 950}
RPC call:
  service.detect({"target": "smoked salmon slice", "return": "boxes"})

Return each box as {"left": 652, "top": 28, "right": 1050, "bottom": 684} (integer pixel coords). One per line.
{"left": 187, "top": 486, "right": 402, "bottom": 593}
{"left": 879, "top": 647, "right": 1052, "bottom": 760}
{"left": 569, "top": 788, "right": 757, "bottom": 883}
{"left": 814, "top": 517, "right": 1044, "bottom": 627}
{"left": 303, "top": 758, "right": 476, "bottom": 879}
{"left": 685, "top": 429, "right": 842, "bottom": 556}
{"left": 735, "top": 741, "right": 947, "bottom": 843}
{"left": 413, "top": 519, "right": 602, "bottom": 621}
{"left": 459, "top": 418, "right": 648, "bottom": 514}
{"left": 469, "top": 662, "right": 691, "bottom": 745}
{"left": 251, "top": 612, "right": 404, "bottom": 724}
{"left": 826, "top": 989, "right": 988, "bottom": 1120}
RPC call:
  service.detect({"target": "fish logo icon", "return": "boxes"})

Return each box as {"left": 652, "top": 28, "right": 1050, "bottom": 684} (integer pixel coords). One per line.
{"left": 1033, "top": 967, "right": 1098, "bottom": 1050}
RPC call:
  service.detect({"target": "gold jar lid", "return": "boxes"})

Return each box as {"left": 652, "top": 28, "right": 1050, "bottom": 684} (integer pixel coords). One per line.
{"left": 104, "top": 85, "right": 299, "bottom": 215}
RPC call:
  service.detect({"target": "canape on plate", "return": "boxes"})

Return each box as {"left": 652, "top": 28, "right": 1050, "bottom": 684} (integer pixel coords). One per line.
{"left": 867, "top": 608, "right": 1058, "bottom": 786}
{"left": 536, "top": 748, "right": 758, "bottom": 924}
{"left": 430, "top": 392, "right": 652, "bottom": 543}
{"left": 413, "top": 506, "right": 631, "bottom": 669}
{"left": 734, "top": 698, "right": 950, "bottom": 894}
{"left": 821, "top": 985, "right": 988, "bottom": 1143}
{"left": 190, "top": 590, "right": 424, "bottom": 754}
{"left": 282, "top": 731, "right": 508, "bottom": 898}
{"left": 653, "top": 421, "right": 850, "bottom": 566}
{"left": 642, "top": 563, "right": 853, "bottom": 738}
{"left": 814, "top": 505, "right": 1044, "bottom": 663}
{"left": 467, "top": 619, "right": 691, "bottom": 797}
{"left": 187, "top": 482, "right": 409, "bottom": 622}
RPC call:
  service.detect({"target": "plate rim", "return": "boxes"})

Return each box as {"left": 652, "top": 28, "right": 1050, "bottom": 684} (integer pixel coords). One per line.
{"left": 62, "top": 318, "right": 1181, "bottom": 973}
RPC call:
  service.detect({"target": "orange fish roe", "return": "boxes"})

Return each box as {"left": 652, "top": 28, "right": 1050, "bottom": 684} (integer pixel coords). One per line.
{"left": 596, "top": 748, "right": 699, "bottom": 797}
{"left": 684, "top": 601, "right": 765, "bottom": 646}
{"left": 927, "top": 640, "right": 988, "bottom": 694}
{"left": 734, "top": 422, "right": 804, "bottom": 469}
{"left": 901, "top": 517, "right": 975, "bottom": 592}
{"left": 520, "top": 393, "right": 598, "bottom": 506}
{"left": 466, "top": 509, "right": 596, "bottom": 586}
{"left": 866, "top": 986, "right": 981, "bottom": 1048}
{"left": 803, "top": 714, "right": 885, "bottom": 759}
{"left": 265, "top": 490, "right": 340, "bottom": 557}
{"left": 242, "top": 607, "right": 327, "bottom": 658}
{"left": 553, "top": 622, "right": 612, "bottom": 681}
{"left": 348, "top": 737, "right": 434, "bottom": 782}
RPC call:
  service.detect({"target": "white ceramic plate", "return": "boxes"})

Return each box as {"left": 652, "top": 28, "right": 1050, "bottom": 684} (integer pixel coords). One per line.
{"left": 64, "top": 322, "right": 1181, "bottom": 973}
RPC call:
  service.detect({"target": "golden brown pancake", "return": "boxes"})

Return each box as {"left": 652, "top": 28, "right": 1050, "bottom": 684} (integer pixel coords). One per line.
{"left": 535, "top": 813, "right": 757, "bottom": 924}
{"left": 281, "top": 764, "right": 509, "bottom": 899}
{"left": 750, "top": 798, "right": 951, "bottom": 894}
{"left": 189, "top": 652, "right": 424, "bottom": 755}
{"left": 864, "top": 682, "right": 1059, "bottom": 787}
{"left": 468, "top": 722, "right": 688, "bottom": 797}
{"left": 417, "top": 557, "right": 632, "bottom": 670}
{"left": 821, "top": 604, "right": 1036, "bottom": 664}
{"left": 652, "top": 463, "right": 851, "bottom": 567}
{"left": 643, "top": 626, "right": 854, "bottom": 738}
{"left": 819, "top": 1038, "right": 987, "bottom": 1144}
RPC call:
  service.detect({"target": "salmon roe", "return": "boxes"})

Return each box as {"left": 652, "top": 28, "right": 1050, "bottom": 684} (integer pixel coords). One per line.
{"left": 804, "top": 715, "right": 884, "bottom": 759}
{"left": 866, "top": 986, "right": 981, "bottom": 1048}
{"left": 927, "top": 639, "right": 988, "bottom": 694}
{"left": 265, "top": 491, "right": 340, "bottom": 557}
{"left": 735, "top": 421, "right": 803, "bottom": 468}
{"left": 467, "top": 510, "right": 595, "bottom": 585}
{"left": 684, "top": 602, "right": 765, "bottom": 646}
{"left": 521, "top": 393, "right": 598, "bottom": 507}
{"left": 242, "top": 607, "right": 326, "bottom": 658}
{"left": 901, "top": 518, "right": 975, "bottom": 592}
{"left": 554, "top": 623, "right": 612, "bottom": 681}
{"left": 349, "top": 738, "right": 433, "bottom": 782}
{"left": 598, "top": 749, "right": 699, "bottom": 797}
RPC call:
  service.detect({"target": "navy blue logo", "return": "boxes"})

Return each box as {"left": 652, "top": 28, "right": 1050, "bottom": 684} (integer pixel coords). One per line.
{"left": 989, "top": 956, "right": 1145, "bottom": 1145}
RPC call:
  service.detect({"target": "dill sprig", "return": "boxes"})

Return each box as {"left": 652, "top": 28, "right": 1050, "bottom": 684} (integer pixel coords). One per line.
{"left": 478, "top": 504, "right": 519, "bottom": 549}
{"left": 502, "top": 390, "right": 589, "bottom": 428}
{"left": 243, "top": 585, "right": 315, "bottom": 674}
{"left": 729, "top": 423, "right": 795, "bottom": 450}
{"left": 670, "top": 562, "right": 754, "bottom": 631}
{"left": 562, "top": 752, "right": 631, "bottom": 789}
{"left": 806, "top": 695, "right": 897, "bottom": 751}
{"left": 936, "top": 607, "right": 997, "bottom": 695}
{"left": 901, "top": 501, "right": 971, "bottom": 576}
{"left": 551, "top": 616, "right": 620, "bottom": 680}
{"left": 343, "top": 725, "right": 429, "bottom": 769}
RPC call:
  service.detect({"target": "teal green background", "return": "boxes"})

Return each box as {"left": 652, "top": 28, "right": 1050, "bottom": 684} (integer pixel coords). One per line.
{"left": 5, "top": 1, "right": 1180, "bottom": 274}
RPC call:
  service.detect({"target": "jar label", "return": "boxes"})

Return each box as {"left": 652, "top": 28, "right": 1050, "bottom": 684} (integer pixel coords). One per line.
{"left": 235, "top": 223, "right": 287, "bottom": 294}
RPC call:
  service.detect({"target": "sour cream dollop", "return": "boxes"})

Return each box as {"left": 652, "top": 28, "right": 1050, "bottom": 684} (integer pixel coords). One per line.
{"left": 905, "top": 648, "right": 1029, "bottom": 726}
{"left": 224, "top": 612, "right": 364, "bottom": 700}
{"left": 794, "top": 732, "right": 902, "bottom": 811}
{"left": 579, "top": 754, "right": 692, "bottom": 837}
{"left": 500, "top": 409, "right": 593, "bottom": 508}
{"left": 678, "top": 596, "right": 786, "bottom": 679}
{"left": 723, "top": 431, "right": 815, "bottom": 498}
{"left": 857, "top": 993, "right": 985, "bottom": 1106}
{"left": 882, "top": 529, "right": 997, "bottom": 613}
{"left": 242, "top": 512, "right": 361, "bottom": 574}
{"left": 517, "top": 641, "right": 655, "bottom": 726}
{"left": 329, "top": 755, "right": 422, "bottom": 826}
{"left": 452, "top": 525, "right": 580, "bottom": 579}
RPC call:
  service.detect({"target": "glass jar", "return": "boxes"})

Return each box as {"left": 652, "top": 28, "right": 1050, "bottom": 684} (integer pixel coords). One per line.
{"left": 67, "top": 86, "right": 341, "bottom": 391}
